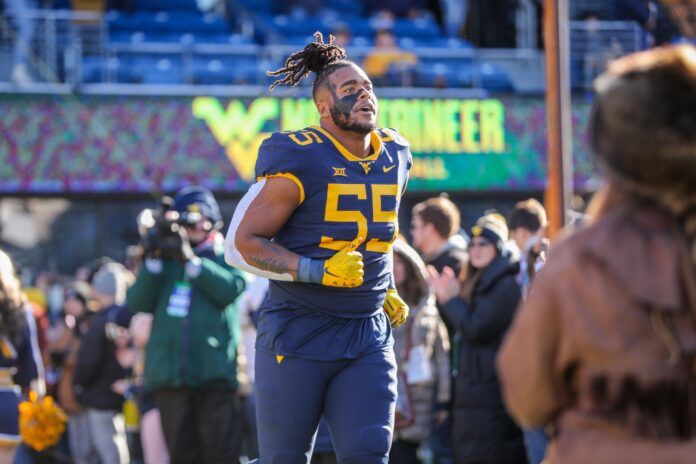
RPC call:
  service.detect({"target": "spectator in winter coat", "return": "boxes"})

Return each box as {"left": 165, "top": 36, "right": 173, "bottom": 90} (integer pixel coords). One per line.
{"left": 73, "top": 262, "right": 132, "bottom": 464}
{"left": 45, "top": 282, "right": 93, "bottom": 415}
{"left": 428, "top": 212, "right": 526, "bottom": 463}
{"left": 498, "top": 45, "right": 696, "bottom": 464}
{"left": 390, "top": 239, "right": 451, "bottom": 464}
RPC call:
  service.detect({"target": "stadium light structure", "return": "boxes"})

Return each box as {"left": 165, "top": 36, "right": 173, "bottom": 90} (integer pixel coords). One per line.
{"left": 544, "top": 0, "right": 574, "bottom": 237}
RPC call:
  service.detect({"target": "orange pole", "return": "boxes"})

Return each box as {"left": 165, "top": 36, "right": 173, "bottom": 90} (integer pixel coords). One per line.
{"left": 543, "top": 0, "right": 574, "bottom": 237}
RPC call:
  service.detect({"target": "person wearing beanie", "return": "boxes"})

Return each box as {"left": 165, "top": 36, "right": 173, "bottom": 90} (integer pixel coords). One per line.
{"left": 73, "top": 262, "right": 132, "bottom": 464}
{"left": 428, "top": 212, "right": 525, "bottom": 463}
{"left": 91, "top": 262, "right": 128, "bottom": 308}
{"left": 128, "top": 185, "right": 247, "bottom": 464}
{"left": 471, "top": 212, "right": 509, "bottom": 253}
{"left": 498, "top": 45, "right": 696, "bottom": 464}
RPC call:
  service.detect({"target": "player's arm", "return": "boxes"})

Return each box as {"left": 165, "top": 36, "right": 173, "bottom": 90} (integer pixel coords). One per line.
{"left": 226, "top": 177, "right": 301, "bottom": 280}
{"left": 225, "top": 177, "right": 364, "bottom": 287}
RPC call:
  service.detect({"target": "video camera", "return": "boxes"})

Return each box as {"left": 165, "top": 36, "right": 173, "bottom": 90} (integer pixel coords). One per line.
{"left": 136, "top": 196, "right": 194, "bottom": 261}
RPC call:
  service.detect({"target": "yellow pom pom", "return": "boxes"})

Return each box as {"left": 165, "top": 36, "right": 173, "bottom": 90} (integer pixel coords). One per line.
{"left": 18, "top": 392, "right": 67, "bottom": 451}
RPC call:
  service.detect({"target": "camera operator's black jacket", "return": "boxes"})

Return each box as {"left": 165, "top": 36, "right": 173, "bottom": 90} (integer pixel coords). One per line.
{"left": 127, "top": 235, "right": 246, "bottom": 390}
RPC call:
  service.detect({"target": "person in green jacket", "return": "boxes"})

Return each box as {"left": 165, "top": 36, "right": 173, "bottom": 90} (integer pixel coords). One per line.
{"left": 127, "top": 186, "right": 246, "bottom": 464}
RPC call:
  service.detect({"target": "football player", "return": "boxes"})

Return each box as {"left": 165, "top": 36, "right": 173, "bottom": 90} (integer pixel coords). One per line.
{"left": 225, "top": 32, "right": 412, "bottom": 463}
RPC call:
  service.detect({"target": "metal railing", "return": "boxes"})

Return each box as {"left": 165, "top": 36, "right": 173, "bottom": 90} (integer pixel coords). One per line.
{"left": 0, "top": 9, "right": 106, "bottom": 85}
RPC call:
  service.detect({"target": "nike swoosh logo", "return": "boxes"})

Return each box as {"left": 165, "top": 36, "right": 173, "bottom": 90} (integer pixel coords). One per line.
{"left": 383, "top": 165, "right": 396, "bottom": 173}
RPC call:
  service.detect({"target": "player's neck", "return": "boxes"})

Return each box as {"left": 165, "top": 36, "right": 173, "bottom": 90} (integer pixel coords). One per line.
{"left": 320, "top": 121, "right": 372, "bottom": 159}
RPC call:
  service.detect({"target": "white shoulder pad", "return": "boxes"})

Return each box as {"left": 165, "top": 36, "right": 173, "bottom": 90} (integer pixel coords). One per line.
{"left": 224, "top": 179, "right": 294, "bottom": 281}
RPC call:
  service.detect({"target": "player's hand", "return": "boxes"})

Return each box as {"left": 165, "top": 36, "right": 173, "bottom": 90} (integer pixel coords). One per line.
{"left": 322, "top": 237, "right": 365, "bottom": 288}
{"left": 383, "top": 288, "right": 409, "bottom": 328}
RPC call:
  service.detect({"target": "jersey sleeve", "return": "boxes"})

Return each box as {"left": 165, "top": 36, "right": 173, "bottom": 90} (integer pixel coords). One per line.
{"left": 255, "top": 132, "right": 305, "bottom": 204}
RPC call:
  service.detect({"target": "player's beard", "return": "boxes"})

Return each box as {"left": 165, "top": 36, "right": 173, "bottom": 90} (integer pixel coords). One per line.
{"left": 330, "top": 105, "right": 375, "bottom": 134}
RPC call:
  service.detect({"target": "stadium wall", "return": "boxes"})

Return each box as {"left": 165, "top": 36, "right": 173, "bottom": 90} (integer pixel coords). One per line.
{"left": 0, "top": 94, "right": 596, "bottom": 194}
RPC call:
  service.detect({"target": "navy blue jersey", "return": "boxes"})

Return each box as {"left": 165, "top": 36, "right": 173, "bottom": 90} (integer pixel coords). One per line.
{"left": 256, "top": 126, "right": 412, "bottom": 319}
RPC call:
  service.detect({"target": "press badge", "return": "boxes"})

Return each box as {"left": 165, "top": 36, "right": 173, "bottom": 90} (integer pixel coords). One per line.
{"left": 166, "top": 281, "right": 192, "bottom": 318}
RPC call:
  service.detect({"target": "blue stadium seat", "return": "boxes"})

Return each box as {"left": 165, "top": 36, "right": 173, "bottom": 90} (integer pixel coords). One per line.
{"left": 351, "top": 36, "right": 373, "bottom": 47}
{"left": 109, "top": 31, "right": 138, "bottom": 43}
{"left": 270, "top": 14, "right": 369, "bottom": 39}
{"left": 141, "top": 58, "right": 183, "bottom": 84}
{"left": 182, "top": 32, "right": 255, "bottom": 44}
{"left": 137, "top": 0, "right": 199, "bottom": 12}
{"left": 403, "top": 37, "right": 474, "bottom": 49}
{"left": 82, "top": 56, "right": 105, "bottom": 83}
{"left": 272, "top": 15, "right": 323, "bottom": 36}
{"left": 478, "top": 62, "right": 513, "bottom": 91}
{"left": 108, "top": 11, "right": 230, "bottom": 35}
{"left": 415, "top": 61, "right": 474, "bottom": 88}
{"left": 322, "top": 0, "right": 363, "bottom": 16}
{"left": 192, "top": 57, "right": 258, "bottom": 85}
{"left": 103, "top": 57, "right": 129, "bottom": 83}
{"left": 398, "top": 37, "right": 417, "bottom": 49}
{"left": 106, "top": 11, "right": 144, "bottom": 31}
{"left": 109, "top": 29, "right": 252, "bottom": 45}
{"left": 236, "top": 0, "right": 274, "bottom": 13}
{"left": 111, "top": 31, "right": 182, "bottom": 43}
{"left": 111, "top": 55, "right": 183, "bottom": 84}
{"left": 391, "top": 18, "right": 441, "bottom": 39}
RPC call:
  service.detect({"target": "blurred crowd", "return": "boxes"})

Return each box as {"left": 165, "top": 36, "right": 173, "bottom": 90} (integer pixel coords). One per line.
{"left": 0, "top": 183, "right": 551, "bottom": 464}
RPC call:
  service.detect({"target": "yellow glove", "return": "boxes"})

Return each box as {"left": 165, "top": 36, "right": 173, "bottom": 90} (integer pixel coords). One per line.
{"left": 321, "top": 237, "right": 365, "bottom": 288}
{"left": 383, "top": 288, "right": 409, "bottom": 328}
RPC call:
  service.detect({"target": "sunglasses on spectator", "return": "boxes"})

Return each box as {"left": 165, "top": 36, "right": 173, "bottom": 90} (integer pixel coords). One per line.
{"left": 469, "top": 239, "right": 493, "bottom": 249}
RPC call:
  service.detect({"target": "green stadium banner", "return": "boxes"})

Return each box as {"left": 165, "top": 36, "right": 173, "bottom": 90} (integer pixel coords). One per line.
{"left": 0, "top": 95, "right": 596, "bottom": 194}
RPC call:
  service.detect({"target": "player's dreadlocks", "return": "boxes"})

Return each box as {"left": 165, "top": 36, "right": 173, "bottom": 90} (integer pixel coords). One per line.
{"left": 267, "top": 31, "right": 350, "bottom": 94}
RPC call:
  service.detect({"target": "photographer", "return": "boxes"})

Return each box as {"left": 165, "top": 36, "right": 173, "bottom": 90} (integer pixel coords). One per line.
{"left": 127, "top": 186, "right": 246, "bottom": 464}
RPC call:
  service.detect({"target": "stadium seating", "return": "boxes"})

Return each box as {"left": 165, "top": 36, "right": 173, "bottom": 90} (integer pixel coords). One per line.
{"left": 92, "top": 0, "right": 514, "bottom": 90}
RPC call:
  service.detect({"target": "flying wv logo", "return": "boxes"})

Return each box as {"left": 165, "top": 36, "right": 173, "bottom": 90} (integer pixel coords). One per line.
{"left": 359, "top": 161, "right": 373, "bottom": 175}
